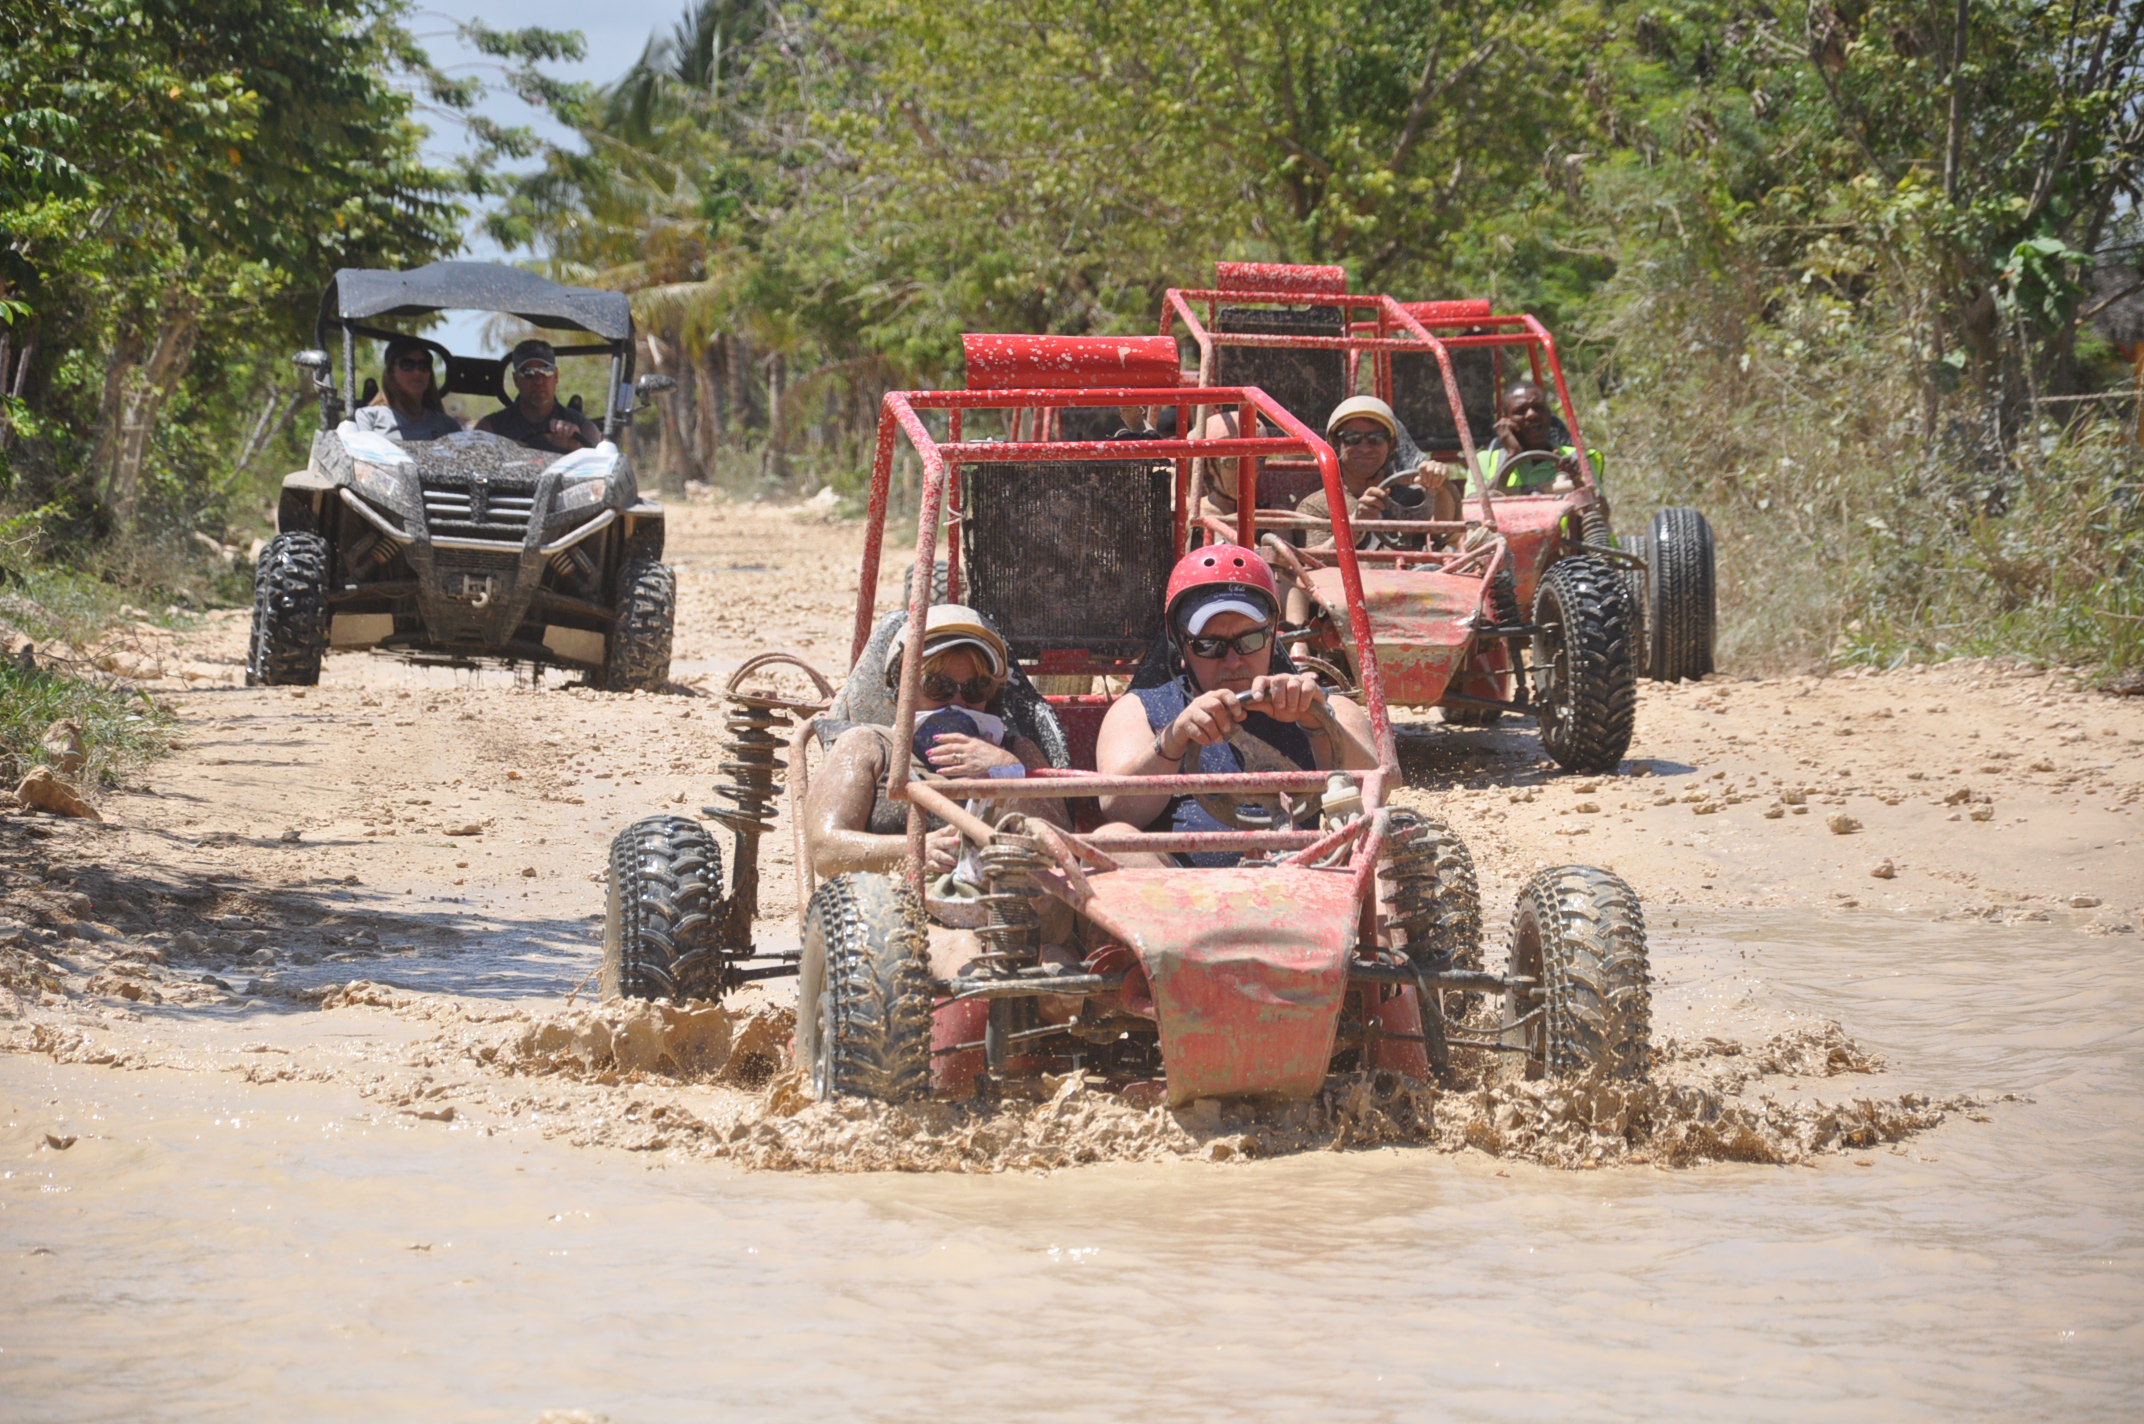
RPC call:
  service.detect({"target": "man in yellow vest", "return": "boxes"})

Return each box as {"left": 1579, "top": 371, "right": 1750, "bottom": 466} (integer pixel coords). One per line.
{"left": 1470, "top": 380, "right": 1602, "bottom": 494}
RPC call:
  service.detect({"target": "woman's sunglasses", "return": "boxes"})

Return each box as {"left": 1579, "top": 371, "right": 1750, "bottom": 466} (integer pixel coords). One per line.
{"left": 394, "top": 356, "right": 433, "bottom": 372}
{"left": 921, "top": 671, "right": 1000, "bottom": 704}
{"left": 1332, "top": 429, "right": 1390, "bottom": 448}
{"left": 1182, "top": 626, "right": 1272, "bottom": 659}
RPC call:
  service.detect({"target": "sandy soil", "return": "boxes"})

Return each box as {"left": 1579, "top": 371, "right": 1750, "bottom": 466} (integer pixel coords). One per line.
{"left": 1, "top": 497, "right": 2138, "bottom": 1173}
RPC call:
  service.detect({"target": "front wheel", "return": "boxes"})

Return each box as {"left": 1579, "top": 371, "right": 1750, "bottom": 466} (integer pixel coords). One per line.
{"left": 603, "top": 558, "right": 675, "bottom": 692}
{"left": 602, "top": 815, "right": 726, "bottom": 1001}
{"left": 1530, "top": 556, "right": 1636, "bottom": 774}
{"left": 246, "top": 532, "right": 330, "bottom": 686}
{"left": 1503, "top": 865, "right": 1650, "bottom": 1081}
{"left": 796, "top": 873, "right": 934, "bottom": 1103}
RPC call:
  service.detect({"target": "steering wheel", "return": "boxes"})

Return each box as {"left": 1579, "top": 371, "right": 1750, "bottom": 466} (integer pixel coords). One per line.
{"left": 1179, "top": 726, "right": 1314, "bottom": 831}
{"left": 1488, "top": 448, "right": 1564, "bottom": 489}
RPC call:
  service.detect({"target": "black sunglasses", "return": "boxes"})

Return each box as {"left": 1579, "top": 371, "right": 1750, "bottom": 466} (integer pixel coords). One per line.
{"left": 921, "top": 671, "right": 1000, "bottom": 704}
{"left": 394, "top": 356, "right": 433, "bottom": 372}
{"left": 1332, "top": 429, "right": 1390, "bottom": 448}
{"left": 1183, "top": 626, "right": 1272, "bottom": 659}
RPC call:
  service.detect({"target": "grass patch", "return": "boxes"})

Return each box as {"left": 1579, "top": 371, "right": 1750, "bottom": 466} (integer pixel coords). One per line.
{"left": 0, "top": 658, "right": 171, "bottom": 794}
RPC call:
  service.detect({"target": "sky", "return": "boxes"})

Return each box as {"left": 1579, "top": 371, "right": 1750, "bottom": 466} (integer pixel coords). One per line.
{"left": 403, "top": 2, "right": 684, "bottom": 350}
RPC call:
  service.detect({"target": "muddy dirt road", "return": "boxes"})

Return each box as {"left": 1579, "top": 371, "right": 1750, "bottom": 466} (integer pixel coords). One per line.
{"left": 4, "top": 498, "right": 2141, "bottom": 1420}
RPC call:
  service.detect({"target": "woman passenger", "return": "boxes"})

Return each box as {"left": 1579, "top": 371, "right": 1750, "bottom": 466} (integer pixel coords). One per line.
{"left": 352, "top": 336, "right": 461, "bottom": 441}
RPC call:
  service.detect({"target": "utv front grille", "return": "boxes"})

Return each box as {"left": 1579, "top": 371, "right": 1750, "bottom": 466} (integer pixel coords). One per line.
{"left": 421, "top": 479, "right": 536, "bottom": 543}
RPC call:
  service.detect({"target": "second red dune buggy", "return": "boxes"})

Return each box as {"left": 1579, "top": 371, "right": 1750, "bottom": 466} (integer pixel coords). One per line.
{"left": 1166, "top": 264, "right": 1649, "bottom": 771}
{"left": 597, "top": 334, "right": 1652, "bottom": 1109}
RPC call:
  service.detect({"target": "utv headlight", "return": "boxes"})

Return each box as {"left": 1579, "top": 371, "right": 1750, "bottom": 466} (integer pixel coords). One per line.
{"left": 556, "top": 477, "right": 610, "bottom": 513}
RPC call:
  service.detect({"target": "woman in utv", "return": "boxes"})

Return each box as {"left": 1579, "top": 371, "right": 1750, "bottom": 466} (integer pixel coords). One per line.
{"left": 352, "top": 336, "right": 461, "bottom": 441}
{"left": 1094, "top": 544, "right": 1378, "bottom": 866}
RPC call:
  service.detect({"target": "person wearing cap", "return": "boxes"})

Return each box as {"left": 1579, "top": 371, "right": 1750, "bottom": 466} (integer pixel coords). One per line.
{"left": 476, "top": 339, "right": 604, "bottom": 452}
{"left": 351, "top": 336, "right": 460, "bottom": 441}
{"left": 1294, "top": 395, "right": 1461, "bottom": 552}
{"left": 1093, "top": 545, "right": 1377, "bottom": 867}
{"left": 803, "top": 604, "right": 1066, "bottom": 879}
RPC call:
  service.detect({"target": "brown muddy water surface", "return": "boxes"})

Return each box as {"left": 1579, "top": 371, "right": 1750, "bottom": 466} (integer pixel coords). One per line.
{"left": 6, "top": 911, "right": 2139, "bottom": 1422}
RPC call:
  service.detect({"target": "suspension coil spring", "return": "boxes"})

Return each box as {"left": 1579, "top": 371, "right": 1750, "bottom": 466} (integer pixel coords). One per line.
{"left": 972, "top": 833, "right": 1049, "bottom": 976}
{"left": 706, "top": 693, "right": 791, "bottom": 838}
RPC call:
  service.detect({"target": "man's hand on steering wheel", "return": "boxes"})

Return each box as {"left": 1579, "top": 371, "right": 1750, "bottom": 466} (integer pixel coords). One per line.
{"left": 1161, "top": 688, "right": 1249, "bottom": 756}
{"left": 1239, "top": 672, "right": 1326, "bottom": 728}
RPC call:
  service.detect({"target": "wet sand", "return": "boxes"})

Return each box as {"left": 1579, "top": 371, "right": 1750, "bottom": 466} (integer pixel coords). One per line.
{"left": 3, "top": 499, "right": 2142, "bottom": 1418}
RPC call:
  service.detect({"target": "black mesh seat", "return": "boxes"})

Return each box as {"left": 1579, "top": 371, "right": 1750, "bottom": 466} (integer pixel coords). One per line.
{"left": 961, "top": 459, "right": 1174, "bottom": 665}
{"left": 444, "top": 355, "right": 507, "bottom": 404}
{"left": 1391, "top": 342, "right": 1499, "bottom": 452}
{"left": 1211, "top": 305, "right": 1348, "bottom": 431}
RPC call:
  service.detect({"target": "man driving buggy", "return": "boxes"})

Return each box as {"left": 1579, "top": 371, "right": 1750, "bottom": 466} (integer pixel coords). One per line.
{"left": 1469, "top": 379, "right": 1601, "bottom": 494}
{"left": 1094, "top": 545, "right": 1377, "bottom": 866}
{"left": 476, "top": 339, "right": 604, "bottom": 453}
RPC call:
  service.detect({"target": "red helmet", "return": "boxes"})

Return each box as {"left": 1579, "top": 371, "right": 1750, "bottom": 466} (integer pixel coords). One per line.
{"left": 1164, "top": 543, "right": 1279, "bottom": 628}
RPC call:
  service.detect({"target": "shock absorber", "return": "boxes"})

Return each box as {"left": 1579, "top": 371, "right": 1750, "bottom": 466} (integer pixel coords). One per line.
{"left": 703, "top": 653, "right": 833, "bottom": 954}
{"left": 971, "top": 832, "right": 1047, "bottom": 976}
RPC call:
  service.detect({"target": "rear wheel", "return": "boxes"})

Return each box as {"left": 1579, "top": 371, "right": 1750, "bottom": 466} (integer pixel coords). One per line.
{"left": 1503, "top": 865, "right": 1650, "bottom": 1081}
{"left": 1647, "top": 508, "right": 1715, "bottom": 682}
{"left": 246, "top": 533, "right": 330, "bottom": 686}
{"left": 1530, "top": 556, "right": 1636, "bottom": 774}
{"left": 797, "top": 873, "right": 933, "bottom": 1103}
{"left": 603, "top": 558, "right": 674, "bottom": 691}
{"left": 602, "top": 815, "right": 726, "bottom": 1001}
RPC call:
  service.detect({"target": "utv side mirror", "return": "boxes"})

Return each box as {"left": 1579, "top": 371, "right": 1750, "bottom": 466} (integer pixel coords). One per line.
{"left": 634, "top": 373, "right": 678, "bottom": 399}
{"left": 294, "top": 349, "right": 343, "bottom": 427}
{"left": 293, "top": 349, "right": 332, "bottom": 382}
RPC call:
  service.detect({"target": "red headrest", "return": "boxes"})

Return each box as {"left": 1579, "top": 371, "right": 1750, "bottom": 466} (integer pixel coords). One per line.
{"left": 961, "top": 334, "right": 1182, "bottom": 391}
{"left": 1401, "top": 299, "right": 1495, "bottom": 323}
{"left": 1213, "top": 262, "right": 1349, "bottom": 297}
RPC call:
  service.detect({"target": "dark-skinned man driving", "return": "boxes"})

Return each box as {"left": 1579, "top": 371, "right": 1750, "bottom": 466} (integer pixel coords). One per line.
{"left": 476, "top": 339, "right": 604, "bottom": 453}
{"left": 1468, "top": 380, "right": 1603, "bottom": 496}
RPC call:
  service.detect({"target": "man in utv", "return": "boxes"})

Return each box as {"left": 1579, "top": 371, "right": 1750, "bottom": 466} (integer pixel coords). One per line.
{"left": 477, "top": 339, "right": 603, "bottom": 452}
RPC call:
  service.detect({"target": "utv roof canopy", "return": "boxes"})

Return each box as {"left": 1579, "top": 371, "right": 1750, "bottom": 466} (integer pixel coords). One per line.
{"left": 319, "top": 261, "right": 633, "bottom": 343}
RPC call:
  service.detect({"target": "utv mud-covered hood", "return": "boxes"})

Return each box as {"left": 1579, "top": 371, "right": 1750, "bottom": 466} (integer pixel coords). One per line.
{"left": 313, "top": 426, "right": 635, "bottom": 540}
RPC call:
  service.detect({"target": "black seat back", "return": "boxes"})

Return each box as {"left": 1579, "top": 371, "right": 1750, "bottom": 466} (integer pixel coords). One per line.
{"left": 1392, "top": 343, "right": 1499, "bottom": 451}
{"left": 962, "top": 459, "right": 1174, "bottom": 666}
{"left": 1211, "top": 305, "right": 1348, "bottom": 431}
{"left": 444, "top": 356, "right": 507, "bottom": 404}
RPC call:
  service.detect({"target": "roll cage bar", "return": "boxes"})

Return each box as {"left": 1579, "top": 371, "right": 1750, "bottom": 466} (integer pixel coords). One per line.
{"left": 855, "top": 371, "right": 1408, "bottom": 891}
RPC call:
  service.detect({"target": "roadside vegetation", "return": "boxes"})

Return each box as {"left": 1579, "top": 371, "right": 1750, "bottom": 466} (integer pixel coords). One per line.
{"left": 2, "top": 0, "right": 2140, "bottom": 751}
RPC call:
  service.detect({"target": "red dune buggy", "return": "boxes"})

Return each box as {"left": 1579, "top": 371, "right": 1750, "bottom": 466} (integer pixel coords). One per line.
{"left": 1165, "top": 264, "right": 1659, "bottom": 772}
{"left": 598, "top": 334, "right": 1651, "bottom": 1109}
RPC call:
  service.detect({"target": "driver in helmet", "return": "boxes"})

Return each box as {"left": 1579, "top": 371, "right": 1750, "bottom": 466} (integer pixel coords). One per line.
{"left": 802, "top": 604, "right": 1066, "bottom": 879}
{"left": 1469, "top": 380, "right": 1600, "bottom": 494}
{"left": 1093, "top": 545, "right": 1377, "bottom": 867}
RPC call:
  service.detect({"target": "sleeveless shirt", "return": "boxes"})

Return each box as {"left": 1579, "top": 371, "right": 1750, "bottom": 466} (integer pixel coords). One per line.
{"left": 1130, "top": 679, "right": 1318, "bottom": 867}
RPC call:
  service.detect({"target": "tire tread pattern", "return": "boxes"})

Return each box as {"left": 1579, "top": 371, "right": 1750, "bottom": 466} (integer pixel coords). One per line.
{"left": 246, "top": 532, "right": 330, "bottom": 686}
{"left": 803, "top": 873, "right": 933, "bottom": 1103}
{"left": 603, "top": 814, "right": 726, "bottom": 1001}
{"left": 1532, "top": 556, "right": 1637, "bottom": 774}
{"left": 604, "top": 558, "right": 675, "bottom": 692}
{"left": 1509, "top": 865, "right": 1651, "bottom": 1080}
{"left": 1647, "top": 508, "right": 1716, "bottom": 682}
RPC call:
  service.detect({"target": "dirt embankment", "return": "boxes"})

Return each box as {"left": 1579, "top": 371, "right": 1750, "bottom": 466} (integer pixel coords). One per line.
{"left": 0, "top": 498, "right": 2134, "bottom": 1172}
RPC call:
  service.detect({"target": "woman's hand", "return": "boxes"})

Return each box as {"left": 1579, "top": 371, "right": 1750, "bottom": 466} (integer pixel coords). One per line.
{"left": 924, "top": 733, "right": 1020, "bottom": 779}
{"left": 1244, "top": 672, "right": 1327, "bottom": 728}
{"left": 924, "top": 824, "right": 962, "bottom": 874}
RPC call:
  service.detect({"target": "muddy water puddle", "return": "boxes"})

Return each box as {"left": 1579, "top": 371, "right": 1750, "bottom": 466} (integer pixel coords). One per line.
{"left": 5, "top": 912, "right": 2140, "bottom": 1422}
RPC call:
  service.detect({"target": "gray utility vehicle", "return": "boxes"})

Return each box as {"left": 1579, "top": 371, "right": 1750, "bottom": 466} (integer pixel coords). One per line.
{"left": 250, "top": 261, "right": 678, "bottom": 689}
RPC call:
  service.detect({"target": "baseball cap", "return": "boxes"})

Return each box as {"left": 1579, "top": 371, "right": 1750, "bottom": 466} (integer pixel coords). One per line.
{"left": 509, "top": 338, "right": 558, "bottom": 374}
